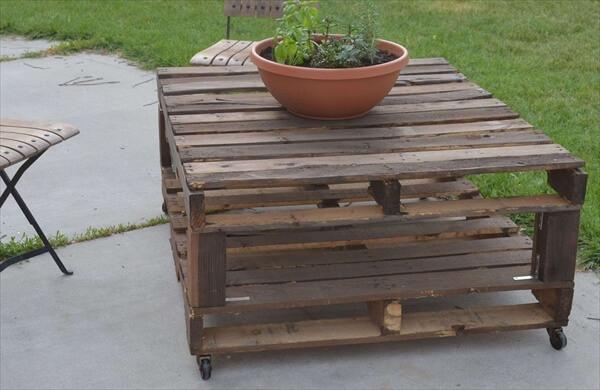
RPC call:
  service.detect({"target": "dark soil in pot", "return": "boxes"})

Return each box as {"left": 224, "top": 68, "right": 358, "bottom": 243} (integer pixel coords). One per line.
{"left": 260, "top": 46, "right": 398, "bottom": 68}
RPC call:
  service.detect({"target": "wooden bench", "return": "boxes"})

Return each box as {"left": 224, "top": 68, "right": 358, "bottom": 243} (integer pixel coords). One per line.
{"left": 0, "top": 118, "right": 79, "bottom": 274}
{"left": 157, "top": 57, "right": 586, "bottom": 379}
{"left": 190, "top": 0, "right": 284, "bottom": 66}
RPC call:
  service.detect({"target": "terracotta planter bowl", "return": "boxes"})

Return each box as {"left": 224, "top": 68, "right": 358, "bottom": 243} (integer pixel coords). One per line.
{"left": 250, "top": 37, "right": 409, "bottom": 120}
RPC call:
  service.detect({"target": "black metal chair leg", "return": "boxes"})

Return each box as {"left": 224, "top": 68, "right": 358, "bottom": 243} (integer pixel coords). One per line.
{"left": 1, "top": 166, "right": 73, "bottom": 275}
{"left": 0, "top": 152, "right": 43, "bottom": 207}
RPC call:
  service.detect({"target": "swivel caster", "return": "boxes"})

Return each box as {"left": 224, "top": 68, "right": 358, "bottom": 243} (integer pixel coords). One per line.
{"left": 547, "top": 328, "right": 567, "bottom": 350}
{"left": 161, "top": 201, "right": 167, "bottom": 214}
{"left": 197, "top": 356, "right": 212, "bottom": 380}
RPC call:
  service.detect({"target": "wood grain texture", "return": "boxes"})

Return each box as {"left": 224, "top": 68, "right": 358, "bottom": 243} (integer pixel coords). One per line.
{"left": 157, "top": 58, "right": 584, "bottom": 355}
{"left": 0, "top": 118, "right": 79, "bottom": 169}
{"left": 200, "top": 303, "right": 557, "bottom": 353}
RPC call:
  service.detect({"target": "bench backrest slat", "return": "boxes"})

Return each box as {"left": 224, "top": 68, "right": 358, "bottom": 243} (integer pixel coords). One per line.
{"left": 224, "top": 0, "right": 284, "bottom": 18}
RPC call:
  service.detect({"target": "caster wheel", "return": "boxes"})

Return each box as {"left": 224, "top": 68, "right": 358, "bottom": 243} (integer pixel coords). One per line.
{"left": 161, "top": 201, "right": 167, "bottom": 214}
{"left": 548, "top": 328, "right": 567, "bottom": 350}
{"left": 198, "top": 357, "right": 212, "bottom": 380}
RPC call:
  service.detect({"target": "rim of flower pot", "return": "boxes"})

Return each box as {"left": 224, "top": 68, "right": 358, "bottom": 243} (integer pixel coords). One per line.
{"left": 250, "top": 36, "right": 409, "bottom": 81}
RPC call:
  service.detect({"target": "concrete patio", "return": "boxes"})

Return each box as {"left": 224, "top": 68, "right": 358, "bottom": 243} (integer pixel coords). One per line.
{"left": 1, "top": 38, "right": 599, "bottom": 390}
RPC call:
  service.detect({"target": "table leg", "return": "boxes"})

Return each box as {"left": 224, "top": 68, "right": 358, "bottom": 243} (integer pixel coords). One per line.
{"left": 531, "top": 169, "right": 587, "bottom": 323}
{"left": 158, "top": 107, "right": 171, "bottom": 169}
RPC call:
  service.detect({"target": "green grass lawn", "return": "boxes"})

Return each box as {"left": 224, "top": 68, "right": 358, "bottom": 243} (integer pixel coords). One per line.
{"left": 1, "top": 0, "right": 598, "bottom": 267}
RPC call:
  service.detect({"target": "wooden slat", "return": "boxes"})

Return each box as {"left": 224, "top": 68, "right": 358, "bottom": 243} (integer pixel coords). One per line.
{"left": 227, "top": 240, "right": 533, "bottom": 286}
{"left": 0, "top": 139, "right": 38, "bottom": 156}
{"left": 165, "top": 82, "right": 481, "bottom": 106}
{"left": 212, "top": 41, "right": 253, "bottom": 66}
{"left": 179, "top": 130, "right": 551, "bottom": 162}
{"left": 161, "top": 167, "right": 181, "bottom": 193}
{"left": 173, "top": 215, "right": 518, "bottom": 258}
{"left": 200, "top": 179, "right": 480, "bottom": 211}
{"left": 186, "top": 153, "right": 583, "bottom": 191}
{"left": 168, "top": 177, "right": 481, "bottom": 217}
{"left": 227, "top": 235, "right": 533, "bottom": 272}
{"left": 173, "top": 106, "right": 520, "bottom": 134}
{"left": 0, "top": 144, "right": 25, "bottom": 162}
{"left": 162, "top": 73, "right": 467, "bottom": 95}
{"left": 255, "top": 0, "right": 271, "bottom": 17}
{"left": 175, "top": 119, "right": 532, "bottom": 147}
{"left": 171, "top": 99, "right": 506, "bottom": 125}
{"left": 0, "top": 127, "right": 63, "bottom": 144}
{"left": 228, "top": 44, "right": 253, "bottom": 66}
{"left": 158, "top": 58, "right": 451, "bottom": 78}
{"left": 159, "top": 67, "right": 458, "bottom": 85}
{"left": 241, "top": 0, "right": 256, "bottom": 16}
{"left": 200, "top": 304, "right": 557, "bottom": 353}
{"left": 224, "top": 0, "right": 243, "bottom": 16}
{"left": 186, "top": 144, "right": 569, "bottom": 175}
{"left": 189, "top": 40, "right": 238, "bottom": 66}
{"left": 202, "top": 195, "right": 576, "bottom": 233}
{"left": 0, "top": 131, "right": 51, "bottom": 150}
{"left": 204, "top": 266, "right": 570, "bottom": 313}
{"left": 226, "top": 216, "right": 519, "bottom": 252}
{"left": 0, "top": 119, "right": 79, "bottom": 140}
{"left": 166, "top": 87, "right": 491, "bottom": 115}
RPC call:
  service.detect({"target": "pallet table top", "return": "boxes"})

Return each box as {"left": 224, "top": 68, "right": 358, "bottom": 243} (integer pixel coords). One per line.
{"left": 157, "top": 58, "right": 583, "bottom": 194}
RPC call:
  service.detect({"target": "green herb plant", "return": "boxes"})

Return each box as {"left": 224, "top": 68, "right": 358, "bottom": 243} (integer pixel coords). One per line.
{"left": 273, "top": 0, "right": 385, "bottom": 68}
{"left": 273, "top": 0, "right": 320, "bottom": 65}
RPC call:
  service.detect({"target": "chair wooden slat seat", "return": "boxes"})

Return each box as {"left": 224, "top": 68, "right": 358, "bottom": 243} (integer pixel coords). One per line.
{"left": 0, "top": 119, "right": 79, "bottom": 170}
{"left": 190, "top": 0, "right": 285, "bottom": 66}
{"left": 190, "top": 39, "right": 255, "bottom": 66}
{"left": 0, "top": 118, "right": 79, "bottom": 275}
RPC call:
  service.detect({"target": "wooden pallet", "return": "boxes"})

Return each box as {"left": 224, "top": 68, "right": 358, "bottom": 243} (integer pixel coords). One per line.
{"left": 157, "top": 57, "right": 587, "bottom": 372}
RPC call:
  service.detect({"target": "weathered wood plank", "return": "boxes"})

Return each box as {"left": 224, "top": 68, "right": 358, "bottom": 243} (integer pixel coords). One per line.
{"left": 202, "top": 266, "right": 570, "bottom": 313}
{"left": 186, "top": 144, "right": 568, "bottom": 175}
{"left": 187, "top": 231, "right": 227, "bottom": 307}
{"left": 164, "top": 82, "right": 483, "bottom": 109}
{"left": 0, "top": 131, "right": 52, "bottom": 150}
{"left": 162, "top": 73, "right": 467, "bottom": 95}
{"left": 212, "top": 41, "right": 253, "bottom": 66}
{"left": 189, "top": 39, "right": 238, "bottom": 66}
{"left": 227, "top": 236, "right": 533, "bottom": 271}
{"left": 169, "top": 178, "right": 478, "bottom": 212}
{"left": 227, "top": 248, "right": 532, "bottom": 286}
{"left": 0, "top": 126, "right": 66, "bottom": 144}
{"left": 179, "top": 130, "right": 551, "bottom": 162}
{"left": 174, "top": 119, "right": 532, "bottom": 147}
{"left": 158, "top": 58, "right": 450, "bottom": 78}
{"left": 226, "top": 216, "right": 519, "bottom": 252}
{"left": 171, "top": 99, "right": 505, "bottom": 125}
{"left": 548, "top": 168, "right": 588, "bottom": 204}
{"left": 202, "top": 195, "right": 576, "bottom": 233}
{"left": 0, "top": 119, "right": 79, "bottom": 140}
{"left": 0, "top": 139, "right": 38, "bottom": 156}
{"left": 199, "top": 303, "right": 557, "bottom": 353}
{"left": 533, "top": 210, "right": 581, "bottom": 282}
{"left": 167, "top": 88, "right": 492, "bottom": 115}
{"left": 187, "top": 154, "right": 583, "bottom": 190}
{"left": 173, "top": 106, "right": 520, "bottom": 134}
{"left": 161, "top": 64, "right": 458, "bottom": 84}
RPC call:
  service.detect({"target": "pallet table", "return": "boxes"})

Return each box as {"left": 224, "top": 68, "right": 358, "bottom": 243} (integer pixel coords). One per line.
{"left": 156, "top": 58, "right": 586, "bottom": 380}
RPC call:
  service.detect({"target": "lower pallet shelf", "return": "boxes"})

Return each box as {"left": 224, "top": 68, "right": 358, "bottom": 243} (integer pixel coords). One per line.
{"left": 161, "top": 168, "right": 572, "bottom": 360}
{"left": 200, "top": 303, "right": 559, "bottom": 354}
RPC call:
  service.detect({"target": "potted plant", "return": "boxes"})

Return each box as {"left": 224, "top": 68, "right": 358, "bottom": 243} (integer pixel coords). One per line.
{"left": 250, "top": 0, "right": 409, "bottom": 120}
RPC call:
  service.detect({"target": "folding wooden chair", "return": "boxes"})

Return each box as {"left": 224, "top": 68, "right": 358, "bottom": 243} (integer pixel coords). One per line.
{"left": 190, "top": 0, "right": 284, "bottom": 66}
{"left": 0, "top": 119, "right": 79, "bottom": 274}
